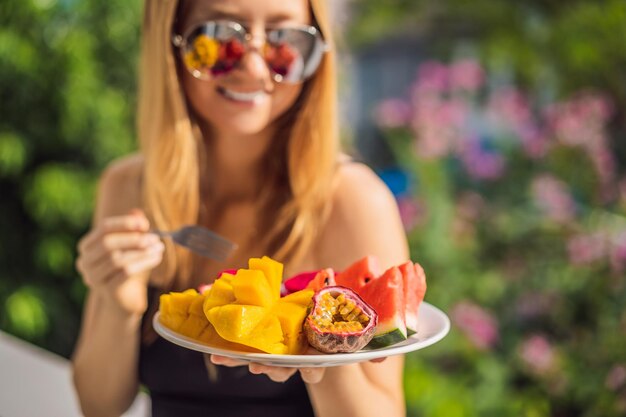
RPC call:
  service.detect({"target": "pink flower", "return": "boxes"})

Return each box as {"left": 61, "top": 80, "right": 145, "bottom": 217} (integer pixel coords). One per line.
{"left": 451, "top": 301, "right": 499, "bottom": 350}
{"left": 544, "top": 92, "right": 613, "bottom": 151}
{"left": 486, "top": 87, "right": 533, "bottom": 140}
{"left": 458, "top": 139, "right": 506, "bottom": 181}
{"left": 519, "top": 126, "right": 550, "bottom": 159}
{"left": 374, "top": 99, "right": 412, "bottom": 129}
{"left": 606, "top": 365, "right": 626, "bottom": 391}
{"left": 530, "top": 174, "right": 577, "bottom": 224}
{"left": 411, "top": 96, "right": 469, "bottom": 159}
{"left": 609, "top": 231, "right": 626, "bottom": 274}
{"left": 589, "top": 146, "right": 618, "bottom": 202}
{"left": 519, "top": 334, "right": 557, "bottom": 375}
{"left": 567, "top": 232, "right": 608, "bottom": 266}
{"left": 449, "top": 59, "right": 484, "bottom": 92}
{"left": 414, "top": 60, "right": 449, "bottom": 94}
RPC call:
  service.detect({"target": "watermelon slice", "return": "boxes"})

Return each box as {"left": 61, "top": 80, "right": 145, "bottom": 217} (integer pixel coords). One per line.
{"left": 414, "top": 262, "right": 427, "bottom": 315}
{"left": 305, "top": 268, "right": 336, "bottom": 292}
{"left": 398, "top": 261, "right": 427, "bottom": 335}
{"left": 334, "top": 256, "right": 381, "bottom": 289}
{"left": 338, "top": 265, "right": 407, "bottom": 348}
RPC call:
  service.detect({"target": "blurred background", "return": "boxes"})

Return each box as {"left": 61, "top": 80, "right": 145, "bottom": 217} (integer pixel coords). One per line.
{"left": 1, "top": 0, "right": 625, "bottom": 416}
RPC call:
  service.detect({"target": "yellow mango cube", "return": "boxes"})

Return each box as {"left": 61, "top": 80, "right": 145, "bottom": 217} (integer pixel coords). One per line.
{"left": 232, "top": 269, "right": 276, "bottom": 307}
{"left": 249, "top": 256, "right": 283, "bottom": 298}
{"left": 178, "top": 315, "right": 209, "bottom": 339}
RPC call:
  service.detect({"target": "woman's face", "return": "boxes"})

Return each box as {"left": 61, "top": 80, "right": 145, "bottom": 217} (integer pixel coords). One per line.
{"left": 177, "top": 0, "right": 311, "bottom": 137}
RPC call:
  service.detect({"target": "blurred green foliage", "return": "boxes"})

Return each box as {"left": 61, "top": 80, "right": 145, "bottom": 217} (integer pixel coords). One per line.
{"left": 0, "top": 0, "right": 140, "bottom": 355}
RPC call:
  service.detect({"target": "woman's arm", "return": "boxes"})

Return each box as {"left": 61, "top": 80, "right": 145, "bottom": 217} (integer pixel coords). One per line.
{"left": 72, "top": 156, "right": 162, "bottom": 417}
{"left": 306, "top": 162, "right": 409, "bottom": 417}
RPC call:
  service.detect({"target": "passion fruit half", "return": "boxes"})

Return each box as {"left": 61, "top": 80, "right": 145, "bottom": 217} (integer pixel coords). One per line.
{"left": 303, "top": 286, "right": 378, "bottom": 353}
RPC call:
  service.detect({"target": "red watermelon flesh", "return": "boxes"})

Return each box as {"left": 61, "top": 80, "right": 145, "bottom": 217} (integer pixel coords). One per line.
{"left": 414, "top": 263, "right": 427, "bottom": 306}
{"left": 349, "top": 266, "right": 407, "bottom": 348}
{"left": 334, "top": 255, "right": 381, "bottom": 289}
{"left": 398, "top": 262, "right": 427, "bottom": 335}
{"left": 304, "top": 268, "right": 336, "bottom": 292}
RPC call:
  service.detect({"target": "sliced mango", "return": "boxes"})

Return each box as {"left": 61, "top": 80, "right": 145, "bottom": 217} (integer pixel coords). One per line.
{"left": 188, "top": 293, "right": 207, "bottom": 317}
{"left": 279, "top": 289, "right": 314, "bottom": 308}
{"left": 169, "top": 289, "right": 198, "bottom": 314}
{"left": 160, "top": 312, "right": 186, "bottom": 332}
{"left": 203, "top": 275, "right": 235, "bottom": 311}
{"left": 197, "top": 324, "right": 260, "bottom": 352}
{"left": 160, "top": 289, "right": 210, "bottom": 338}
{"left": 178, "top": 315, "right": 209, "bottom": 339}
{"left": 232, "top": 269, "right": 276, "bottom": 307}
{"left": 161, "top": 257, "right": 315, "bottom": 355}
{"left": 272, "top": 298, "right": 310, "bottom": 354}
{"left": 249, "top": 256, "right": 283, "bottom": 299}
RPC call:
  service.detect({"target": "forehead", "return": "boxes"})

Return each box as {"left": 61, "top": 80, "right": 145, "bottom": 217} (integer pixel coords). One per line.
{"left": 182, "top": 0, "right": 311, "bottom": 25}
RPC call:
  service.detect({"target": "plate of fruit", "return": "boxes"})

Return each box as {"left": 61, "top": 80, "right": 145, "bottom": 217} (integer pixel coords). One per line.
{"left": 154, "top": 256, "right": 450, "bottom": 367}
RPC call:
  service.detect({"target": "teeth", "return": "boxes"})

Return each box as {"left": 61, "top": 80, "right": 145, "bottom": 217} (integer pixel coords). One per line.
{"left": 220, "top": 87, "right": 266, "bottom": 103}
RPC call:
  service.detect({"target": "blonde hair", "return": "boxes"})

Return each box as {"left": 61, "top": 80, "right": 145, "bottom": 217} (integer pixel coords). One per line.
{"left": 137, "top": 0, "right": 339, "bottom": 292}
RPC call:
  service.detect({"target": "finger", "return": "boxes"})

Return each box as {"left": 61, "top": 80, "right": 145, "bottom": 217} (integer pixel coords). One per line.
{"left": 210, "top": 355, "right": 249, "bottom": 367}
{"left": 79, "top": 214, "right": 151, "bottom": 253}
{"left": 369, "top": 357, "right": 387, "bottom": 363}
{"left": 80, "top": 233, "right": 162, "bottom": 268}
{"left": 81, "top": 243, "right": 163, "bottom": 286}
{"left": 104, "top": 250, "right": 164, "bottom": 289}
{"left": 103, "top": 211, "right": 150, "bottom": 233}
{"left": 299, "top": 367, "right": 325, "bottom": 384}
{"left": 85, "top": 244, "right": 164, "bottom": 288}
{"left": 248, "top": 363, "right": 297, "bottom": 383}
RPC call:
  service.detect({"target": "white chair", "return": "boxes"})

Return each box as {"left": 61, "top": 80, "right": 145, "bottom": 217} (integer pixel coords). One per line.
{"left": 0, "top": 331, "right": 149, "bottom": 417}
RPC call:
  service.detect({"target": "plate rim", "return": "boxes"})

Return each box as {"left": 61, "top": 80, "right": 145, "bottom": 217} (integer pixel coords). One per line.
{"left": 153, "top": 301, "right": 450, "bottom": 367}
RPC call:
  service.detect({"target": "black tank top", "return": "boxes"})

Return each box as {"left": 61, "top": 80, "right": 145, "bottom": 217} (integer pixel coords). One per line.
{"left": 139, "top": 296, "right": 315, "bottom": 416}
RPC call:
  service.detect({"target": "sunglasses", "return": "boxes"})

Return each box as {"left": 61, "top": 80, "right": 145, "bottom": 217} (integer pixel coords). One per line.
{"left": 172, "top": 20, "right": 329, "bottom": 84}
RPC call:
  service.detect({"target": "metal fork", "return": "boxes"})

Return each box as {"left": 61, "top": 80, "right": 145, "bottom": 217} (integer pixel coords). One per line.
{"left": 151, "top": 225, "right": 238, "bottom": 261}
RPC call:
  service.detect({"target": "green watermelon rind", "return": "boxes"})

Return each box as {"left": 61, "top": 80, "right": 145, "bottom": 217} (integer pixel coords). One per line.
{"left": 365, "top": 315, "right": 407, "bottom": 349}
{"left": 366, "top": 328, "right": 407, "bottom": 349}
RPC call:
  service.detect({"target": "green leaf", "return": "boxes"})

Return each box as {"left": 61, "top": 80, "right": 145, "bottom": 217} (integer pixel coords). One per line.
{"left": 4, "top": 286, "right": 49, "bottom": 340}
{"left": 24, "top": 163, "right": 96, "bottom": 229}
{"left": 0, "top": 131, "right": 28, "bottom": 176}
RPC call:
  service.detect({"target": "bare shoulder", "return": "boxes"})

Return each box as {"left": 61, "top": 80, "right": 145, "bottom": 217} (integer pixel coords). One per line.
{"left": 314, "top": 162, "right": 409, "bottom": 271}
{"left": 93, "top": 153, "right": 144, "bottom": 224}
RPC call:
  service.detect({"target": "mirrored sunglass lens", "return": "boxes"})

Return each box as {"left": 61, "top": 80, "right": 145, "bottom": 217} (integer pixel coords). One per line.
{"left": 266, "top": 28, "right": 323, "bottom": 82}
{"left": 182, "top": 23, "right": 245, "bottom": 77}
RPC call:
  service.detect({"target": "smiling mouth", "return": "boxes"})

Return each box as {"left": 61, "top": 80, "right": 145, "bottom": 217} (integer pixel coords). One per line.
{"left": 217, "top": 86, "right": 268, "bottom": 103}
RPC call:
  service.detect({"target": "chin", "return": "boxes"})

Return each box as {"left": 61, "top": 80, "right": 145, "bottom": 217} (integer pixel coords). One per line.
{"left": 209, "top": 111, "right": 276, "bottom": 136}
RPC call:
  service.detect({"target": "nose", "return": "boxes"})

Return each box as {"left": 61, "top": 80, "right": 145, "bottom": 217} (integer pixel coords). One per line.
{"left": 235, "top": 34, "right": 271, "bottom": 81}
{"left": 238, "top": 49, "right": 271, "bottom": 80}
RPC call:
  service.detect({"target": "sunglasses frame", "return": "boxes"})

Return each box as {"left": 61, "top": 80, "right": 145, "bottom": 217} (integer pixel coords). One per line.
{"left": 172, "top": 20, "right": 330, "bottom": 83}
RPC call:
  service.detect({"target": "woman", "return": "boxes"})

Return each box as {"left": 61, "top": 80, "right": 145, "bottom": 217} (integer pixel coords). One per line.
{"left": 72, "top": 0, "right": 409, "bottom": 416}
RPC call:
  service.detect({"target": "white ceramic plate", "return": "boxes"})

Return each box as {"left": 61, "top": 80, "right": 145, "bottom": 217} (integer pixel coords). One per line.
{"left": 153, "top": 302, "right": 450, "bottom": 368}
